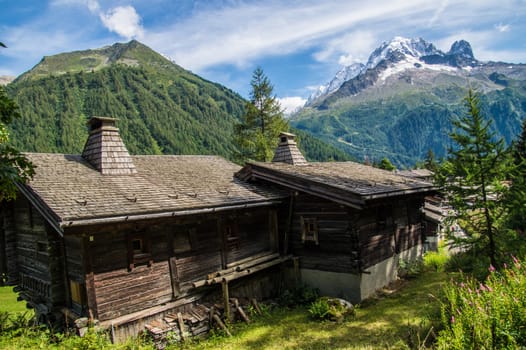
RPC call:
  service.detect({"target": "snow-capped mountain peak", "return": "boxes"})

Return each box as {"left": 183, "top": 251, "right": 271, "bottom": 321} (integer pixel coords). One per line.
{"left": 307, "top": 62, "right": 364, "bottom": 104}
{"left": 365, "top": 37, "right": 440, "bottom": 69}
{"left": 448, "top": 40, "right": 474, "bottom": 59}
{"left": 305, "top": 37, "right": 478, "bottom": 107}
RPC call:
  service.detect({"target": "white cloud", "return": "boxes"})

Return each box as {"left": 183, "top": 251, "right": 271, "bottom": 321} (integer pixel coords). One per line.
{"left": 278, "top": 96, "right": 307, "bottom": 115}
{"left": 146, "top": 0, "right": 443, "bottom": 71}
{"left": 100, "top": 6, "right": 144, "bottom": 40}
{"left": 495, "top": 23, "right": 510, "bottom": 33}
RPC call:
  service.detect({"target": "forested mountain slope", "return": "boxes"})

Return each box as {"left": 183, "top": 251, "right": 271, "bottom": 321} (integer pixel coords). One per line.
{"left": 7, "top": 40, "right": 349, "bottom": 162}
{"left": 293, "top": 37, "right": 526, "bottom": 167}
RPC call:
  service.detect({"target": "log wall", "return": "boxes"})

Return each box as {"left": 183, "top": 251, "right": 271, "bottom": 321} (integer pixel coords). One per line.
{"left": 289, "top": 193, "right": 360, "bottom": 273}
{"left": 77, "top": 207, "right": 278, "bottom": 322}
{"left": 289, "top": 193, "right": 425, "bottom": 272}
{"left": 9, "top": 197, "right": 66, "bottom": 318}
{"left": 0, "top": 204, "right": 17, "bottom": 284}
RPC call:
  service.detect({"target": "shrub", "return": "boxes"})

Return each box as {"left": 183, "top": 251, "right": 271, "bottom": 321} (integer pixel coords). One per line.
{"left": 436, "top": 256, "right": 526, "bottom": 349}
{"left": 423, "top": 241, "right": 449, "bottom": 272}
{"left": 398, "top": 258, "right": 423, "bottom": 278}
{"left": 424, "top": 251, "right": 448, "bottom": 272}
{"left": 308, "top": 297, "right": 355, "bottom": 323}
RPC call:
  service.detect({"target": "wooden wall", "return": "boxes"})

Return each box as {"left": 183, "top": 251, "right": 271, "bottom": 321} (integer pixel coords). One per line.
{"left": 289, "top": 193, "right": 361, "bottom": 273}
{"left": 74, "top": 207, "right": 278, "bottom": 322}
{"left": 0, "top": 204, "right": 17, "bottom": 284}
{"left": 289, "top": 193, "right": 425, "bottom": 273}
{"left": 357, "top": 197, "right": 423, "bottom": 269}
{"left": 8, "top": 197, "right": 66, "bottom": 318}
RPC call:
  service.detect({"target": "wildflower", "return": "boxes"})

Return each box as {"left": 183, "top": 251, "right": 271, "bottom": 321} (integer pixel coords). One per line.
{"left": 451, "top": 315, "right": 455, "bottom": 324}
{"left": 488, "top": 264, "right": 495, "bottom": 273}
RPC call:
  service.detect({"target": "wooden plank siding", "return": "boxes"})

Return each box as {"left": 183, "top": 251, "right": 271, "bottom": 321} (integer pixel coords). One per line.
{"left": 289, "top": 194, "right": 360, "bottom": 273}
{"left": 76, "top": 207, "right": 278, "bottom": 322}
{"left": 10, "top": 197, "right": 67, "bottom": 315}
{"left": 289, "top": 193, "right": 425, "bottom": 272}
{"left": 1, "top": 204, "right": 18, "bottom": 284}
{"left": 223, "top": 209, "right": 272, "bottom": 265}
{"left": 359, "top": 198, "right": 424, "bottom": 269}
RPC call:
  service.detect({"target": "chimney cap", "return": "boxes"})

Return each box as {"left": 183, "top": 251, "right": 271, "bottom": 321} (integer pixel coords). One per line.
{"left": 87, "top": 116, "right": 118, "bottom": 125}
{"left": 278, "top": 132, "right": 297, "bottom": 144}
{"left": 86, "top": 116, "right": 118, "bottom": 133}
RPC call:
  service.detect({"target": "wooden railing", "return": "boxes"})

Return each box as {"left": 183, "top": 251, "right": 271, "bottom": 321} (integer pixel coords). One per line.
{"left": 19, "top": 272, "right": 51, "bottom": 298}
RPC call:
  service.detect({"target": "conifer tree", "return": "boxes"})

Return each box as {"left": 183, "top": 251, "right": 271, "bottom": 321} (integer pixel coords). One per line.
{"left": 0, "top": 42, "right": 34, "bottom": 200}
{"left": 436, "top": 89, "right": 511, "bottom": 268}
{"left": 378, "top": 157, "right": 396, "bottom": 171}
{"left": 506, "top": 118, "right": 526, "bottom": 235}
{"left": 234, "top": 67, "right": 288, "bottom": 162}
{"left": 0, "top": 86, "right": 34, "bottom": 200}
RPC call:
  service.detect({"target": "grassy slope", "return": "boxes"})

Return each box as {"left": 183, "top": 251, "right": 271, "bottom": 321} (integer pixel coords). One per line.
{"left": 0, "top": 286, "right": 28, "bottom": 314}
{"left": 182, "top": 272, "right": 447, "bottom": 350}
{"left": 0, "top": 272, "right": 447, "bottom": 349}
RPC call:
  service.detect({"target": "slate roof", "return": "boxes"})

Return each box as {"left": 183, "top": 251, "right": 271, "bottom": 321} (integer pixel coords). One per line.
{"left": 20, "top": 153, "right": 285, "bottom": 230}
{"left": 238, "top": 161, "right": 435, "bottom": 209}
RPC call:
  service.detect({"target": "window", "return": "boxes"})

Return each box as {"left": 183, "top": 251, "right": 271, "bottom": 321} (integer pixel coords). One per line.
{"left": 173, "top": 229, "right": 192, "bottom": 254}
{"left": 36, "top": 241, "right": 47, "bottom": 255}
{"left": 69, "top": 280, "right": 87, "bottom": 314}
{"left": 301, "top": 217, "right": 319, "bottom": 245}
{"left": 127, "top": 234, "right": 152, "bottom": 270}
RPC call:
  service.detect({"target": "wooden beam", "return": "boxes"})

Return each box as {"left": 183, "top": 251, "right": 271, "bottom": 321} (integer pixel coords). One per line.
{"left": 222, "top": 280, "right": 230, "bottom": 323}
{"left": 177, "top": 312, "right": 186, "bottom": 341}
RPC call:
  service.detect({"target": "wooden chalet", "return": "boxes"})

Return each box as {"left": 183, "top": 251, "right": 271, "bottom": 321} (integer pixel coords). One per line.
{"left": 237, "top": 132, "right": 436, "bottom": 302}
{"left": 0, "top": 117, "right": 289, "bottom": 341}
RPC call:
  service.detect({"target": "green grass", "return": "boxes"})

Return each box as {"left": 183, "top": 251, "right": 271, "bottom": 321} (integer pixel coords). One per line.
{"left": 0, "top": 286, "right": 28, "bottom": 314}
{"left": 0, "top": 272, "right": 448, "bottom": 349}
{"left": 179, "top": 271, "right": 447, "bottom": 350}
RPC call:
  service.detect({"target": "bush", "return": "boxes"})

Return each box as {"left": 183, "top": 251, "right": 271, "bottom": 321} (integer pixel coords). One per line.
{"left": 424, "top": 252, "right": 448, "bottom": 272}
{"left": 398, "top": 258, "right": 423, "bottom": 278}
{"left": 423, "top": 242, "right": 449, "bottom": 272}
{"left": 436, "top": 256, "right": 526, "bottom": 349}
{"left": 308, "top": 297, "right": 355, "bottom": 323}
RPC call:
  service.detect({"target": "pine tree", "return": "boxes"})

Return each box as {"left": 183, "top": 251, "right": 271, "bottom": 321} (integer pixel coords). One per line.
{"left": 233, "top": 67, "right": 288, "bottom": 162}
{"left": 424, "top": 149, "right": 439, "bottom": 172}
{"left": 378, "top": 157, "right": 396, "bottom": 171}
{"left": 0, "top": 85, "right": 34, "bottom": 200}
{"left": 436, "top": 89, "right": 512, "bottom": 268}
{"left": 506, "top": 118, "right": 526, "bottom": 235}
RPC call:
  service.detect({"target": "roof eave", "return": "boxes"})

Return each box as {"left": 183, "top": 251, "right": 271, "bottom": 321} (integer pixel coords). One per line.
{"left": 15, "top": 183, "right": 64, "bottom": 236}
{"left": 246, "top": 163, "right": 436, "bottom": 208}
{"left": 59, "top": 199, "right": 281, "bottom": 229}
{"left": 247, "top": 165, "right": 366, "bottom": 209}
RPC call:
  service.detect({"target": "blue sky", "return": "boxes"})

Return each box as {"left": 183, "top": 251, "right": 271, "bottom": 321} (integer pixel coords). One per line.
{"left": 1, "top": 0, "right": 525, "bottom": 112}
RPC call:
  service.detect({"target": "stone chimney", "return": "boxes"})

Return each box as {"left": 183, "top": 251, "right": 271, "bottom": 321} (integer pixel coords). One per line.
{"left": 272, "top": 132, "right": 307, "bottom": 165}
{"left": 81, "top": 116, "right": 137, "bottom": 175}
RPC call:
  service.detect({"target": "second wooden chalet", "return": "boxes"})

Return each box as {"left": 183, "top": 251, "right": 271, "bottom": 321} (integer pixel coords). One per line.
{"left": 237, "top": 132, "right": 436, "bottom": 302}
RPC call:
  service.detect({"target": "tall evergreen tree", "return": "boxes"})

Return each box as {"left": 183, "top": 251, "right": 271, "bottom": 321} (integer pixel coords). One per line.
{"left": 436, "top": 89, "right": 512, "bottom": 268}
{"left": 0, "top": 42, "right": 34, "bottom": 200}
{"left": 0, "top": 86, "right": 34, "bottom": 200}
{"left": 233, "top": 67, "right": 288, "bottom": 162}
{"left": 506, "top": 118, "right": 526, "bottom": 235}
